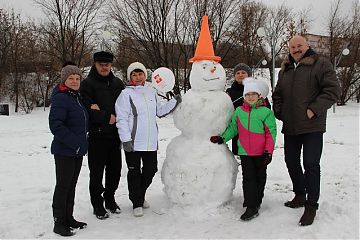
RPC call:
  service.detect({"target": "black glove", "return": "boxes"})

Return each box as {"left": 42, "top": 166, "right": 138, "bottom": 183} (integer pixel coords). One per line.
{"left": 174, "top": 94, "right": 182, "bottom": 103}
{"left": 263, "top": 151, "right": 272, "bottom": 165}
{"left": 123, "top": 141, "right": 134, "bottom": 152}
{"left": 210, "top": 136, "right": 224, "bottom": 144}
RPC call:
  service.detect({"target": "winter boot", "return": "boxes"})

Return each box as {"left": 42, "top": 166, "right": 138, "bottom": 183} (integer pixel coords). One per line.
{"left": 93, "top": 206, "right": 109, "bottom": 220}
{"left": 105, "top": 201, "right": 121, "bottom": 214}
{"left": 284, "top": 194, "right": 306, "bottom": 208}
{"left": 299, "top": 204, "right": 317, "bottom": 226}
{"left": 240, "top": 207, "right": 259, "bottom": 221}
{"left": 143, "top": 200, "right": 150, "bottom": 209}
{"left": 133, "top": 207, "right": 144, "bottom": 217}
{"left": 68, "top": 218, "right": 87, "bottom": 229}
{"left": 53, "top": 220, "right": 74, "bottom": 237}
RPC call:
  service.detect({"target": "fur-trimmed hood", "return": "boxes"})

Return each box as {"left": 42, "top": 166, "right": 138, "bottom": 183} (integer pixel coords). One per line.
{"left": 280, "top": 48, "right": 318, "bottom": 72}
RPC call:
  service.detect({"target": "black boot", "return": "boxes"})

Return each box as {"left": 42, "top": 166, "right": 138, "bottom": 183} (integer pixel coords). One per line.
{"left": 53, "top": 220, "right": 74, "bottom": 237}
{"left": 299, "top": 204, "right": 317, "bottom": 226}
{"left": 68, "top": 218, "right": 87, "bottom": 229}
{"left": 240, "top": 207, "right": 259, "bottom": 221}
{"left": 93, "top": 206, "right": 109, "bottom": 220}
{"left": 284, "top": 194, "right": 306, "bottom": 208}
{"left": 105, "top": 201, "right": 121, "bottom": 214}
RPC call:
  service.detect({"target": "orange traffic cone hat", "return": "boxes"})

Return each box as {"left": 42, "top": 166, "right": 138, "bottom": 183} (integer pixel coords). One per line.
{"left": 189, "top": 15, "right": 221, "bottom": 63}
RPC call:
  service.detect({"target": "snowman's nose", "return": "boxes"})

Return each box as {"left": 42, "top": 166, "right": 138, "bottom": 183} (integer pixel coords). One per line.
{"left": 210, "top": 67, "right": 216, "bottom": 73}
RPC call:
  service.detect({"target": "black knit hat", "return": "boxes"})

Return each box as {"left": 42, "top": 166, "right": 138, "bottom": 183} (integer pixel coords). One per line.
{"left": 93, "top": 51, "right": 114, "bottom": 63}
{"left": 233, "top": 63, "right": 252, "bottom": 76}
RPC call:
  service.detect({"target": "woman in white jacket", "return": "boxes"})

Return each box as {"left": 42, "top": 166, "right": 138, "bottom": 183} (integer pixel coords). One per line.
{"left": 115, "top": 62, "right": 181, "bottom": 217}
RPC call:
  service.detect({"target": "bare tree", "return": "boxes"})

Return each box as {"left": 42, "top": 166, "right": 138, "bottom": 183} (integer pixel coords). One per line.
{"left": 34, "top": 0, "right": 105, "bottom": 65}
{"left": 0, "top": 9, "right": 13, "bottom": 98}
{"left": 329, "top": 0, "right": 360, "bottom": 105}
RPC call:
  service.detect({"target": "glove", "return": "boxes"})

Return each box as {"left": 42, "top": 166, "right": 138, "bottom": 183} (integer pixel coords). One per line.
{"left": 263, "top": 151, "right": 272, "bottom": 165}
{"left": 210, "top": 136, "right": 224, "bottom": 144}
{"left": 174, "top": 94, "right": 182, "bottom": 103}
{"left": 123, "top": 141, "right": 134, "bottom": 152}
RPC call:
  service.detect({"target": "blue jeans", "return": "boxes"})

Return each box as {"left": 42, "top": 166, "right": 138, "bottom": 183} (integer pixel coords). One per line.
{"left": 284, "top": 132, "right": 323, "bottom": 208}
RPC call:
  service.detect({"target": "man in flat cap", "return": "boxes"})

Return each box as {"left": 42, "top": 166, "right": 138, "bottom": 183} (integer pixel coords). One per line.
{"left": 80, "top": 51, "right": 125, "bottom": 220}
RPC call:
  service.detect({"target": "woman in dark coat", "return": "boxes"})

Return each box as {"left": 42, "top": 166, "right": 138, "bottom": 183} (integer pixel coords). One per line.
{"left": 49, "top": 64, "right": 88, "bottom": 237}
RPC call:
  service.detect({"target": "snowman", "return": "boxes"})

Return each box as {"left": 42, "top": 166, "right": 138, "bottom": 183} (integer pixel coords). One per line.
{"left": 161, "top": 16, "right": 238, "bottom": 209}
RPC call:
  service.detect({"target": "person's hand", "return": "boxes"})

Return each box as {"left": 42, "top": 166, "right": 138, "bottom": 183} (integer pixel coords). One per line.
{"left": 109, "top": 114, "right": 116, "bottom": 124}
{"left": 174, "top": 94, "right": 182, "bottom": 103}
{"left": 307, "top": 109, "right": 315, "bottom": 119}
{"left": 263, "top": 151, "right": 272, "bottom": 166}
{"left": 91, "top": 104, "right": 100, "bottom": 110}
{"left": 123, "top": 141, "right": 134, "bottom": 152}
{"left": 210, "top": 136, "right": 224, "bottom": 144}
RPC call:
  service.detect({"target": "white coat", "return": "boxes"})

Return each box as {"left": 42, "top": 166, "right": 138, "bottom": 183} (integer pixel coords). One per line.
{"left": 115, "top": 85, "right": 178, "bottom": 151}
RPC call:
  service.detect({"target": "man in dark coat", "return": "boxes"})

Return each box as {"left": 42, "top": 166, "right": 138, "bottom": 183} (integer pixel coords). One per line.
{"left": 272, "top": 35, "right": 340, "bottom": 226}
{"left": 80, "top": 51, "right": 125, "bottom": 219}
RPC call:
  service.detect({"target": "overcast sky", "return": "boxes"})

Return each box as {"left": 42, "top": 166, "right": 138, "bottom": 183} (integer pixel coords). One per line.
{"left": 0, "top": 0, "right": 354, "bottom": 35}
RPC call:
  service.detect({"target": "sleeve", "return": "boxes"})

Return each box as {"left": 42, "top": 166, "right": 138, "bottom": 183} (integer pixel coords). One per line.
{"left": 272, "top": 70, "right": 283, "bottom": 120}
{"left": 156, "top": 93, "right": 178, "bottom": 118}
{"left": 263, "top": 110, "right": 277, "bottom": 154}
{"left": 308, "top": 58, "right": 341, "bottom": 116}
{"left": 221, "top": 109, "right": 240, "bottom": 142}
{"left": 80, "top": 79, "right": 111, "bottom": 125}
{"left": 115, "top": 92, "right": 132, "bottom": 142}
{"left": 49, "top": 94, "right": 80, "bottom": 151}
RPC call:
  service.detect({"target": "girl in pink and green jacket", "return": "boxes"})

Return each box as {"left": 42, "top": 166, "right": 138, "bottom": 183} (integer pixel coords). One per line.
{"left": 210, "top": 78, "right": 277, "bottom": 221}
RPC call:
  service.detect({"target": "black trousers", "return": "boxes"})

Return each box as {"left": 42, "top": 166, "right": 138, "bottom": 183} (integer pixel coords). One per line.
{"left": 240, "top": 155, "right": 267, "bottom": 208}
{"left": 52, "top": 155, "right": 83, "bottom": 223}
{"left": 284, "top": 132, "right": 323, "bottom": 208}
{"left": 125, "top": 151, "right": 158, "bottom": 208}
{"left": 88, "top": 136, "right": 122, "bottom": 208}
{"left": 231, "top": 135, "right": 239, "bottom": 156}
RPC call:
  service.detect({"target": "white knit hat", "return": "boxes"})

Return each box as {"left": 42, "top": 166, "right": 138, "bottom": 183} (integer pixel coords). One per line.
{"left": 243, "top": 77, "right": 261, "bottom": 96}
{"left": 127, "top": 62, "right": 148, "bottom": 81}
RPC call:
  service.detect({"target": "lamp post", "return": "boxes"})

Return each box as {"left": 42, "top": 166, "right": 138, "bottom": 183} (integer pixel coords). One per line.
{"left": 257, "top": 27, "right": 276, "bottom": 93}
{"left": 252, "top": 58, "right": 267, "bottom": 77}
{"left": 333, "top": 47, "right": 350, "bottom": 113}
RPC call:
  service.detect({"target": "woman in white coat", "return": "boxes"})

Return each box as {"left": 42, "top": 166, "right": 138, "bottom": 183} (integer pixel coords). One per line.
{"left": 115, "top": 62, "right": 181, "bottom": 217}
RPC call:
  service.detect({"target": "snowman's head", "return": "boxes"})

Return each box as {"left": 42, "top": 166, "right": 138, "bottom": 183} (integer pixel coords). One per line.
{"left": 189, "top": 60, "right": 226, "bottom": 91}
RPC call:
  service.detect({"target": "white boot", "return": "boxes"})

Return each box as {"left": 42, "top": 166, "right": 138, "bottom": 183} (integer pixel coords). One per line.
{"left": 143, "top": 200, "right": 150, "bottom": 209}
{"left": 133, "top": 207, "right": 143, "bottom": 217}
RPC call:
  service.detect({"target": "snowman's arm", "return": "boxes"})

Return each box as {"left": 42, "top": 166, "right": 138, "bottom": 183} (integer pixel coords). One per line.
{"left": 155, "top": 94, "right": 178, "bottom": 118}
{"left": 115, "top": 92, "right": 132, "bottom": 142}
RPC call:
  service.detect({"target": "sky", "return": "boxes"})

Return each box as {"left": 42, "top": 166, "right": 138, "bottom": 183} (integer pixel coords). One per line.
{"left": 0, "top": 0, "right": 353, "bottom": 35}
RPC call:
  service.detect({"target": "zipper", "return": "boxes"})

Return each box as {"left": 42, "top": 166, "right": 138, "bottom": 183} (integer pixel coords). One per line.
{"left": 247, "top": 107, "right": 251, "bottom": 154}
{"left": 76, "top": 95, "right": 87, "bottom": 154}
{"left": 142, "top": 93, "right": 151, "bottom": 150}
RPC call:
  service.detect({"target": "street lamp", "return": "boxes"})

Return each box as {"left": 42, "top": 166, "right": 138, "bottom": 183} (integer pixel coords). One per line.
{"left": 332, "top": 47, "right": 350, "bottom": 113}
{"left": 252, "top": 58, "right": 267, "bottom": 77}
{"left": 257, "top": 27, "right": 276, "bottom": 93}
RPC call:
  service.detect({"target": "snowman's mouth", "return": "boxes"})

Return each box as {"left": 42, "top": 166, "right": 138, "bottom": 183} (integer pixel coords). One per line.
{"left": 203, "top": 77, "right": 219, "bottom": 81}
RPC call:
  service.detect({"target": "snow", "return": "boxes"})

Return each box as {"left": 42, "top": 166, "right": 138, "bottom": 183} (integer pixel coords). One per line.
{"left": 0, "top": 103, "right": 359, "bottom": 239}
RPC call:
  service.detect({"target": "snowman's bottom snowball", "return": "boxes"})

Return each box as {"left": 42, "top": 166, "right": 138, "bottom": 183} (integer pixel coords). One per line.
{"left": 161, "top": 135, "right": 239, "bottom": 208}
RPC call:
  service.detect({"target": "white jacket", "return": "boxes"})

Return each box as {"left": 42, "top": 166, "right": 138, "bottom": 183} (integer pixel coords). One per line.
{"left": 115, "top": 85, "right": 178, "bottom": 151}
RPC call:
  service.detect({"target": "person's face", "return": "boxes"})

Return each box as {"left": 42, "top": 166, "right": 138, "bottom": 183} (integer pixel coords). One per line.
{"left": 130, "top": 71, "right": 146, "bottom": 85}
{"left": 289, "top": 36, "right": 309, "bottom": 62}
{"left": 64, "top": 74, "right": 81, "bottom": 91}
{"left": 95, "top": 62, "right": 112, "bottom": 77}
{"left": 244, "top": 92, "right": 260, "bottom": 105}
{"left": 234, "top": 70, "right": 249, "bottom": 83}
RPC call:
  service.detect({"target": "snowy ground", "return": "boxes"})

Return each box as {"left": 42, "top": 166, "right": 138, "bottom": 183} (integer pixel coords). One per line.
{"left": 0, "top": 103, "right": 359, "bottom": 239}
